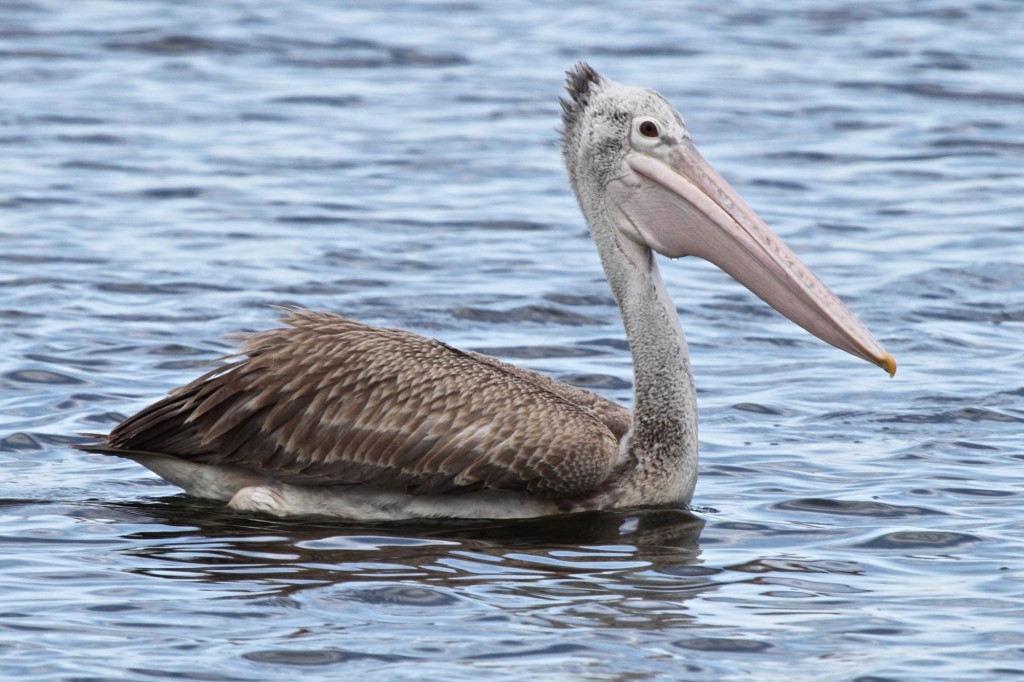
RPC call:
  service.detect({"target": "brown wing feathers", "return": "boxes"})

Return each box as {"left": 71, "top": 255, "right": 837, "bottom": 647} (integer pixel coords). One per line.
{"left": 100, "top": 309, "right": 627, "bottom": 498}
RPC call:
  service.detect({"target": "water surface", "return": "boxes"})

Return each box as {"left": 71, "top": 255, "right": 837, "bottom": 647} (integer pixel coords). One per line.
{"left": 2, "top": 1, "right": 1024, "bottom": 680}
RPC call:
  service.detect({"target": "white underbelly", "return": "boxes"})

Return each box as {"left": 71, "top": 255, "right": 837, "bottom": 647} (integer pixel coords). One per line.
{"left": 127, "top": 453, "right": 561, "bottom": 520}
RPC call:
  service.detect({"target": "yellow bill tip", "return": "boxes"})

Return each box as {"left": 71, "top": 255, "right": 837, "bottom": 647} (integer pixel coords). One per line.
{"left": 879, "top": 352, "right": 897, "bottom": 378}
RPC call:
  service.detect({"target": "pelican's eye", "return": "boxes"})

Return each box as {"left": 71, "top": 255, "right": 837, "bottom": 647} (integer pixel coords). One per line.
{"left": 638, "top": 119, "right": 660, "bottom": 138}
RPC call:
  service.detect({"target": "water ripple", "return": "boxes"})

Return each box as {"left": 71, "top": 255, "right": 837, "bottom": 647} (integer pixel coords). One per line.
{"left": 853, "top": 531, "right": 982, "bottom": 551}
{"left": 773, "top": 498, "right": 945, "bottom": 519}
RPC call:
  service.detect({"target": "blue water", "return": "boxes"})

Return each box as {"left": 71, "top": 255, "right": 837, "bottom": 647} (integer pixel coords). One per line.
{"left": 3, "top": 1, "right": 1024, "bottom": 680}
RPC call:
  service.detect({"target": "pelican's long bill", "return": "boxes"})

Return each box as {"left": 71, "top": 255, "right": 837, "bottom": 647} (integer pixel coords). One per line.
{"left": 607, "top": 138, "right": 896, "bottom": 376}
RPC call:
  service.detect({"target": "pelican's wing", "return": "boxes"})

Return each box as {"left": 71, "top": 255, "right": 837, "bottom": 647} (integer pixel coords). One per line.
{"left": 460, "top": 350, "right": 631, "bottom": 441}
{"left": 96, "top": 309, "right": 625, "bottom": 498}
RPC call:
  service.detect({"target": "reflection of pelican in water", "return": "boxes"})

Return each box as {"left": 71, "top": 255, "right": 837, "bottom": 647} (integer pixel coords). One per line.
{"left": 84, "top": 63, "right": 894, "bottom": 520}
{"left": 102, "top": 498, "right": 705, "bottom": 590}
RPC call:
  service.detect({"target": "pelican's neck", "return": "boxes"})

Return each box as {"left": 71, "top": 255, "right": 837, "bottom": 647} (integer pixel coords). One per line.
{"left": 588, "top": 207, "right": 699, "bottom": 500}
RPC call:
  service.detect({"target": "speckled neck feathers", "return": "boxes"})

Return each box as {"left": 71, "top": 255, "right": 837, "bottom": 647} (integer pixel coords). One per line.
{"left": 560, "top": 63, "right": 699, "bottom": 503}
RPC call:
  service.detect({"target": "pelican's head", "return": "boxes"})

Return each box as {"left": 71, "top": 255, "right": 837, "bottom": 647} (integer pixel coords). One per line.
{"left": 560, "top": 62, "right": 895, "bottom": 375}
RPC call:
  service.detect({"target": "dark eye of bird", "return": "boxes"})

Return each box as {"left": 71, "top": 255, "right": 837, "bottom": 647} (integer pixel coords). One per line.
{"left": 639, "top": 120, "right": 659, "bottom": 138}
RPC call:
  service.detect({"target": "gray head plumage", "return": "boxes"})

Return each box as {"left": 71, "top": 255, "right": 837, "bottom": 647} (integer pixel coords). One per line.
{"left": 559, "top": 64, "right": 689, "bottom": 202}
{"left": 559, "top": 62, "right": 623, "bottom": 201}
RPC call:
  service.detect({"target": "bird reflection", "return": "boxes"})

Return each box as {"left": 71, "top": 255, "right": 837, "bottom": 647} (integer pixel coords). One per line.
{"left": 87, "top": 497, "right": 706, "bottom": 590}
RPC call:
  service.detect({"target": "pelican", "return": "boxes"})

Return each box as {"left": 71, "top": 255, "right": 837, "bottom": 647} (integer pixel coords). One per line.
{"left": 83, "top": 63, "right": 895, "bottom": 520}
